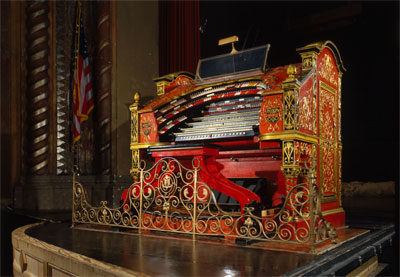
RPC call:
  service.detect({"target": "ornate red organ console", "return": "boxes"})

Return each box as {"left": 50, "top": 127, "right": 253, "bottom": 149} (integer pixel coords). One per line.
{"left": 126, "top": 40, "right": 346, "bottom": 227}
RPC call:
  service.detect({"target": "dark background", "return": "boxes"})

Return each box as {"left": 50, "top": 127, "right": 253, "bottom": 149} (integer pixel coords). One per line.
{"left": 200, "top": 1, "right": 399, "bottom": 182}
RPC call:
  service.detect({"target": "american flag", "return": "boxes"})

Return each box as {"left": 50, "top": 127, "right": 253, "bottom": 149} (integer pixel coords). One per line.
{"left": 72, "top": 12, "right": 93, "bottom": 148}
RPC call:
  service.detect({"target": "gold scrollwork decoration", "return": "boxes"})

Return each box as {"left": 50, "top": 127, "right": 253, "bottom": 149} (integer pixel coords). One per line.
{"left": 319, "top": 140, "right": 337, "bottom": 198}
{"left": 299, "top": 88, "right": 313, "bottom": 131}
{"left": 319, "top": 54, "right": 338, "bottom": 86}
{"left": 319, "top": 82, "right": 336, "bottom": 142}
{"left": 72, "top": 157, "right": 337, "bottom": 249}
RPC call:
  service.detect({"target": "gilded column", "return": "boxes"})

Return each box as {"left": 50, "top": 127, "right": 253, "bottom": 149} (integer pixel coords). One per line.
{"left": 130, "top": 92, "right": 140, "bottom": 180}
{"left": 282, "top": 65, "right": 299, "bottom": 132}
{"left": 26, "top": 1, "right": 51, "bottom": 175}
{"left": 281, "top": 65, "right": 301, "bottom": 180}
{"left": 96, "top": 0, "right": 112, "bottom": 174}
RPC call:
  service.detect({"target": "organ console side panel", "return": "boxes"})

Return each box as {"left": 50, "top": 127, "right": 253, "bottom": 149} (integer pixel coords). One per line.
{"left": 128, "top": 40, "right": 346, "bottom": 227}
{"left": 297, "top": 41, "right": 346, "bottom": 226}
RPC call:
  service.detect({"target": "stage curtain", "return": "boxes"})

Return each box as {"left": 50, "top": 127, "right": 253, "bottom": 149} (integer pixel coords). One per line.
{"left": 159, "top": 0, "right": 200, "bottom": 76}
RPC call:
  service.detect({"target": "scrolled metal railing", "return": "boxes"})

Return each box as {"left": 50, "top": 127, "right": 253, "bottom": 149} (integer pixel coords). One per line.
{"left": 72, "top": 156, "right": 337, "bottom": 251}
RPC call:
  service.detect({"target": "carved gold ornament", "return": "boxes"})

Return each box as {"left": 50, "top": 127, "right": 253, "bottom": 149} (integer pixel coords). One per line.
{"left": 320, "top": 87, "right": 336, "bottom": 141}
{"left": 322, "top": 144, "right": 336, "bottom": 194}
{"left": 281, "top": 166, "right": 302, "bottom": 179}
{"left": 303, "top": 57, "right": 313, "bottom": 70}
{"left": 299, "top": 87, "right": 313, "bottom": 131}
{"left": 283, "top": 90, "right": 297, "bottom": 130}
{"left": 156, "top": 83, "right": 165, "bottom": 96}
{"left": 283, "top": 141, "right": 295, "bottom": 165}
{"left": 319, "top": 54, "right": 338, "bottom": 86}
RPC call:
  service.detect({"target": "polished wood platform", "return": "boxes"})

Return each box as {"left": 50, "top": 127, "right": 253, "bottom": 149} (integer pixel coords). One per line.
{"left": 13, "top": 220, "right": 396, "bottom": 277}
{"left": 15, "top": 222, "right": 315, "bottom": 276}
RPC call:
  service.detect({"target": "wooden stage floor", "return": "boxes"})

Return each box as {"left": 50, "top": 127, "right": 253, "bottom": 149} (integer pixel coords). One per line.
{"left": 12, "top": 220, "right": 394, "bottom": 277}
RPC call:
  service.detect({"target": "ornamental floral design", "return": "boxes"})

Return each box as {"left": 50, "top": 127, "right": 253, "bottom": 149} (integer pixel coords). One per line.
{"left": 260, "top": 95, "right": 283, "bottom": 133}
{"left": 318, "top": 54, "right": 338, "bottom": 87}
{"left": 319, "top": 87, "right": 336, "bottom": 141}
{"left": 283, "top": 90, "right": 297, "bottom": 130}
{"left": 299, "top": 86, "right": 313, "bottom": 133}
{"left": 283, "top": 141, "right": 295, "bottom": 165}
{"left": 294, "top": 141, "right": 313, "bottom": 166}
{"left": 139, "top": 113, "right": 157, "bottom": 143}
{"left": 321, "top": 143, "right": 336, "bottom": 194}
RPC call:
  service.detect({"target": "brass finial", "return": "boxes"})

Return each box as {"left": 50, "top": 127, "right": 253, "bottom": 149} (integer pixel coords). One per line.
{"left": 133, "top": 92, "right": 140, "bottom": 105}
{"left": 287, "top": 64, "right": 297, "bottom": 78}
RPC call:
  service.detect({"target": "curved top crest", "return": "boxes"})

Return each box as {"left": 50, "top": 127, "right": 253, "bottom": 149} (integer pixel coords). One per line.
{"left": 296, "top": 40, "right": 346, "bottom": 74}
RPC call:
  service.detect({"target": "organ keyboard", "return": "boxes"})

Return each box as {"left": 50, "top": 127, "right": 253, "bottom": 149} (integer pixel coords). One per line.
{"left": 174, "top": 95, "right": 262, "bottom": 141}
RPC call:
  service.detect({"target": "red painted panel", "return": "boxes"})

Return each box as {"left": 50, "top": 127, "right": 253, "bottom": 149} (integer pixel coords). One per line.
{"left": 218, "top": 158, "right": 281, "bottom": 179}
{"left": 323, "top": 211, "right": 346, "bottom": 228}
{"left": 259, "top": 94, "right": 283, "bottom": 134}
{"left": 139, "top": 112, "right": 158, "bottom": 143}
{"left": 218, "top": 148, "right": 282, "bottom": 158}
{"left": 294, "top": 141, "right": 313, "bottom": 167}
{"left": 151, "top": 147, "right": 219, "bottom": 158}
{"left": 260, "top": 64, "right": 302, "bottom": 91}
{"left": 259, "top": 141, "right": 281, "bottom": 149}
{"left": 216, "top": 139, "right": 259, "bottom": 149}
{"left": 317, "top": 48, "right": 339, "bottom": 89}
{"left": 298, "top": 75, "right": 314, "bottom": 135}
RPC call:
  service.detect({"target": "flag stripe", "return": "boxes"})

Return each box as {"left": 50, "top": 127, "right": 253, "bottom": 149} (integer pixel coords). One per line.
{"left": 72, "top": 11, "right": 94, "bottom": 148}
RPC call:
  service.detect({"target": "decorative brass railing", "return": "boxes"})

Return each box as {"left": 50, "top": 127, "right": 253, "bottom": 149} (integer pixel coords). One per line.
{"left": 72, "top": 157, "right": 337, "bottom": 251}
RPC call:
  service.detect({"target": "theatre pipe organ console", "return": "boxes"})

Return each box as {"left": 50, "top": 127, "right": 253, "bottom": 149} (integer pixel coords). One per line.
{"left": 128, "top": 39, "right": 346, "bottom": 227}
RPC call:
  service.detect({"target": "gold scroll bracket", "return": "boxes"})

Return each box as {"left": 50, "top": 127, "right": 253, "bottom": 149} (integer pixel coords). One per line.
{"left": 218, "top": 35, "right": 239, "bottom": 54}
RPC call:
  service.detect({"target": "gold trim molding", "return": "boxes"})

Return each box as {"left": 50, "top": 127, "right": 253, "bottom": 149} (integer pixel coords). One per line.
{"left": 261, "top": 90, "right": 283, "bottom": 96}
{"left": 259, "top": 131, "right": 318, "bottom": 144}
{"left": 322, "top": 207, "right": 344, "bottom": 217}
{"left": 130, "top": 142, "right": 170, "bottom": 150}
